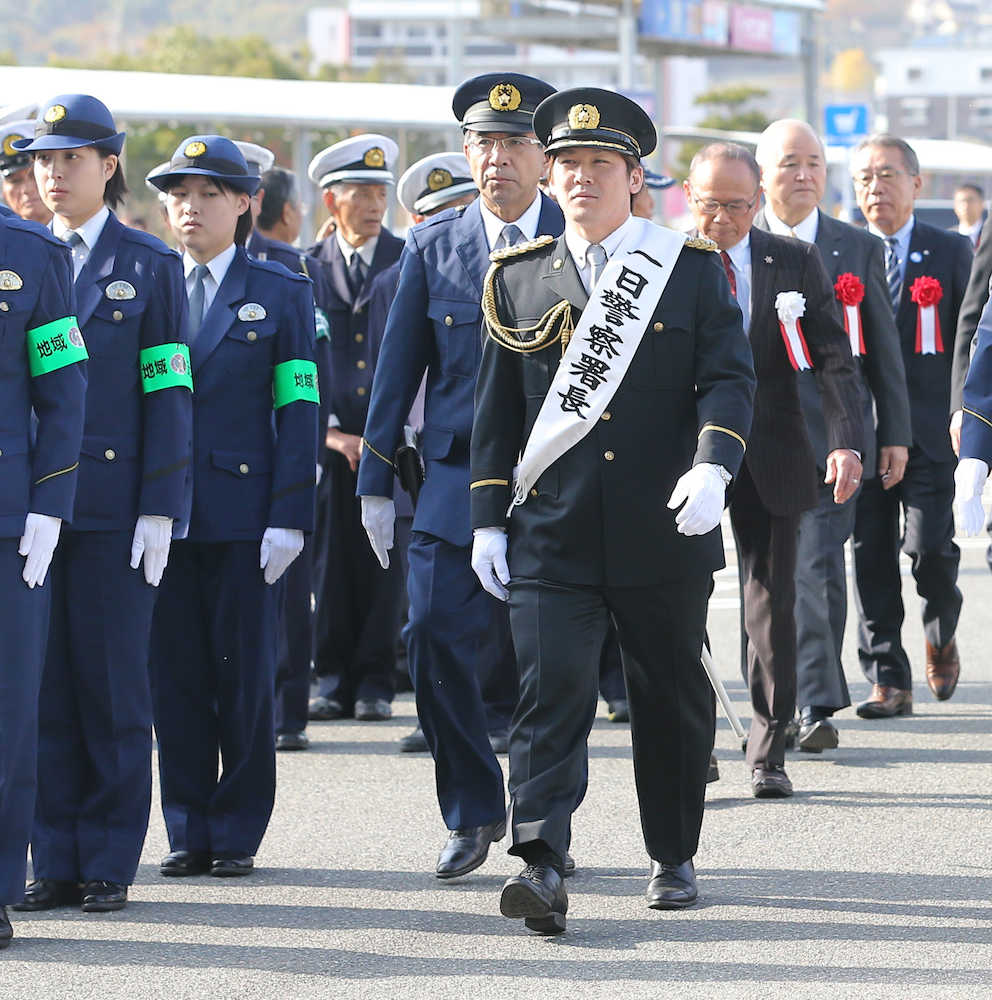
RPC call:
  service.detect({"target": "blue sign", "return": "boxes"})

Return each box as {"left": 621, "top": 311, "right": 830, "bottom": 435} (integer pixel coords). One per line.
{"left": 824, "top": 104, "right": 869, "bottom": 146}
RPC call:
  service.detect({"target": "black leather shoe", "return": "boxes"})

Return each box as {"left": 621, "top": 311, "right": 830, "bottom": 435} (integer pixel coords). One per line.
{"left": 798, "top": 706, "right": 839, "bottom": 753}
{"left": 563, "top": 852, "right": 576, "bottom": 878}
{"left": 160, "top": 850, "right": 212, "bottom": 877}
{"left": 399, "top": 725, "right": 429, "bottom": 752}
{"left": 707, "top": 753, "right": 720, "bottom": 783}
{"left": 276, "top": 731, "right": 309, "bottom": 751}
{"left": 500, "top": 864, "right": 568, "bottom": 934}
{"left": 12, "top": 879, "right": 82, "bottom": 910}
{"left": 308, "top": 696, "right": 345, "bottom": 721}
{"left": 752, "top": 764, "right": 794, "bottom": 798}
{"left": 435, "top": 819, "right": 505, "bottom": 879}
{"left": 81, "top": 880, "right": 127, "bottom": 912}
{"left": 355, "top": 698, "right": 392, "bottom": 721}
{"left": 488, "top": 729, "right": 509, "bottom": 754}
{"left": 607, "top": 699, "right": 630, "bottom": 723}
{"left": 646, "top": 859, "right": 697, "bottom": 909}
{"left": 211, "top": 857, "right": 254, "bottom": 877}
{"left": 0, "top": 906, "right": 12, "bottom": 949}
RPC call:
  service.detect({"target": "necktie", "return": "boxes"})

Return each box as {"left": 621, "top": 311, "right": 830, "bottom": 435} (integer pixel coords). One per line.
{"left": 496, "top": 223, "right": 524, "bottom": 250}
{"left": 187, "top": 263, "right": 210, "bottom": 337}
{"left": 62, "top": 230, "right": 84, "bottom": 278}
{"left": 586, "top": 243, "right": 607, "bottom": 291}
{"left": 885, "top": 237, "right": 902, "bottom": 316}
{"left": 720, "top": 251, "right": 738, "bottom": 299}
{"left": 346, "top": 250, "right": 365, "bottom": 300}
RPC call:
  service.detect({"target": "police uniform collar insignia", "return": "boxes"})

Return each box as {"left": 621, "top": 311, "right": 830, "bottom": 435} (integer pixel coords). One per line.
{"left": 568, "top": 104, "right": 600, "bottom": 130}
{"left": 184, "top": 140, "right": 207, "bottom": 158}
{"left": 427, "top": 168, "right": 453, "bottom": 191}
{"left": 44, "top": 104, "right": 67, "bottom": 124}
{"left": 489, "top": 83, "right": 522, "bottom": 112}
{"left": 105, "top": 280, "right": 136, "bottom": 300}
{"left": 363, "top": 147, "right": 385, "bottom": 168}
{"left": 489, "top": 234, "right": 554, "bottom": 263}
{"left": 0, "top": 270, "right": 23, "bottom": 290}
{"left": 238, "top": 302, "right": 267, "bottom": 321}
{"left": 683, "top": 236, "right": 719, "bottom": 252}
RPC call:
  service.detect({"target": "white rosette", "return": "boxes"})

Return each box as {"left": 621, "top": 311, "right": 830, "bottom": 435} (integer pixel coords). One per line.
{"left": 774, "top": 291, "right": 812, "bottom": 371}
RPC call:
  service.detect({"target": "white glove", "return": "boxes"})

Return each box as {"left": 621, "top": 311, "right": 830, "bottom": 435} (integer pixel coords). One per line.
{"left": 129, "top": 514, "right": 174, "bottom": 587}
{"left": 471, "top": 527, "right": 510, "bottom": 601}
{"left": 260, "top": 526, "right": 305, "bottom": 585}
{"left": 19, "top": 513, "right": 62, "bottom": 589}
{"left": 667, "top": 463, "right": 728, "bottom": 536}
{"left": 361, "top": 496, "right": 395, "bottom": 569}
{"left": 954, "top": 458, "right": 989, "bottom": 536}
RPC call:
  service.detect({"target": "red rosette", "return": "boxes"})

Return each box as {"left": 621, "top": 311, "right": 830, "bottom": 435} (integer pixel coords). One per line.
{"left": 910, "top": 275, "right": 943, "bottom": 308}
{"left": 834, "top": 272, "right": 865, "bottom": 306}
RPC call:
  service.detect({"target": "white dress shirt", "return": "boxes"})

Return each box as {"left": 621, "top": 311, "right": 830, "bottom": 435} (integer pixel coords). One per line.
{"left": 337, "top": 231, "right": 378, "bottom": 271}
{"left": 764, "top": 206, "right": 819, "bottom": 245}
{"left": 479, "top": 192, "right": 543, "bottom": 252}
{"left": 958, "top": 218, "right": 983, "bottom": 247}
{"left": 52, "top": 204, "right": 110, "bottom": 279}
{"left": 723, "top": 233, "right": 752, "bottom": 331}
{"left": 564, "top": 213, "right": 639, "bottom": 294}
{"left": 183, "top": 243, "right": 237, "bottom": 317}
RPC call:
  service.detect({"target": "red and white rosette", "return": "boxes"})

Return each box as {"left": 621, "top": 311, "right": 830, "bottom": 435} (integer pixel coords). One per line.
{"left": 834, "top": 272, "right": 865, "bottom": 357}
{"left": 910, "top": 275, "right": 944, "bottom": 354}
{"left": 775, "top": 291, "right": 813, "bottom": 371}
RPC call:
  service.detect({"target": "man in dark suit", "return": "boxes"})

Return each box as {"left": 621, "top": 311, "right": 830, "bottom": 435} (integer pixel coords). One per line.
{"left": 306, "top": 135, "right": 406, "bottom": 723}
{"left": 686, "top": 142, "right": 864, "bottom": 797}
{"left": 850, "top": 135, "right": 973, "bottom": 714}
{"left": 754, "top": 120, "right": 912, "bottom": 752}
{"left": 471, "top": 90, "right": 755, "bottom": 933}
{"left": 950, "top": 183, "right": 985, "bottom": 249}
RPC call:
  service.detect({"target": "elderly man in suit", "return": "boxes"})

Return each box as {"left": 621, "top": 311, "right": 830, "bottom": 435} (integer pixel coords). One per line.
{"left": 685, "top": 142, "right": 864, "bottom": 797}
{"left": 849, "top": 135, "right": 973, "bottom": 715}
{"left": 753, "top": 120, "right": 912, "bottom": 752}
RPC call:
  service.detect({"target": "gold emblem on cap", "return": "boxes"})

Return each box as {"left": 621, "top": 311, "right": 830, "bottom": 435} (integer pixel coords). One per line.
{"left": 489, "top": 83, "right": 522, "bottom": 112}
{"left": 364, "top": 147, "right": 385, "bottom": 168}
{"left": 568, "top": 104, "right": 601, "bottom": 130}
{"left": 184, "top": 141, "right": 207, "bottom": 158}
{"left": 2, "top": 134, "right": 24, "bottom": 157}
{"left": 427, "top": 168, "right": 453, "bottom": 192}
{"left": 44, "top": 104, "right": 67, "bottom": 124}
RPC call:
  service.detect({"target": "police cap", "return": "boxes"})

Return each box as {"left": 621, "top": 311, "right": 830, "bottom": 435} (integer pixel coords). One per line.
{"left": 397, "top": 152, "right": 476, "bottom": 216}
{"left": 535, "top": 88, "right": 657, "bottom": 159}
{"left": 0, "top": 120, "right": 35, "bottom": 177}
{"left": 453, "top": 73, "right": 556, "bottom": 135}
{"left": 148, "top": 135, "right": 261, "bottom": 195}
{"left": 13, "top": 95, "right": 125, "bottom": 156}
{"left": 307, "top": 134, "right": 398, "bottom": 190}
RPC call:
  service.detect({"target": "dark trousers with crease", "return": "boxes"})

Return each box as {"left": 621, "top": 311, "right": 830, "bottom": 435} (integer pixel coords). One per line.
{"left": 506, "top": 572, "right": 714, "bottom": 866}
{"left": 730, "top": 466, "right": 801, "bottom": 770}
{"left": 32, "top": 530, "right": 157, "bottom": 886}
{"left": 150, "top": 540, "right": 278, "bottom": 858}
{"left": 852, "top": 448, "right": 961, "bottom": 689}
{"left": 275, "top": 539, "right": 312, "bottom": 736}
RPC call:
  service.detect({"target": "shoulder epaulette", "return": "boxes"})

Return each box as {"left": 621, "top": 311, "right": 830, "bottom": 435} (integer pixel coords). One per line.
{"left": 489, "top": 234, "right": 554, "bottom": 263}
{"left": 683, "top": 235, "right": 719, "bottom": 252}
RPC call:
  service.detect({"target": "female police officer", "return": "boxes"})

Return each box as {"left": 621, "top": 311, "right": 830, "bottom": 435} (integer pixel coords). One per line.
{"left": 11, "top": 95, "right": 192, "bottom": 915}
{"left": 147, "top": 136, "right": 318, "bottom": 878}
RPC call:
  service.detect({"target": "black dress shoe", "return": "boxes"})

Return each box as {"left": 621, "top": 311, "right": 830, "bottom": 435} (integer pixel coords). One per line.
{"left": 355, "top": 698, "right": 392, "bottom": 721}
{"left": 563, "top": 853, "right": 576, "bottom": 878}
{"left": 798, "top": 706, "right": 839, "bottom": 753}
{"left": 308, "top": 696, "right": 345, "bottom": 721}
{"left": 488, "top": 729, "right": 509, "bottom": 754}
{"left": 399, "top": 725, "right": 429, "bottom": 752}
{"left": 500, "top": 864, "right": 568, "bottom": 934}
{"left": 707, "top": 753, "right": 720, "bottom": 783}
{"left": 276, "top": 731, "right": 310, "bottom": 751}
{"left": 160, "top": 850, "right": 212, "bottom": 877}
{"left": 210, "top": 856, "right": 254, "bottom": 877}
{"left": 435, "top": 818, "right": 505, "bottom": 879}
{"left": 646, "top": 859, "right": 697, "bottom": 909}
{"left": 607, "top": 699, "right": 630, "bottom": 723}
{"left": 0, "top": 906, "right": 12, "bottom": 949}
{"left": 81, "top": 880, "right": 127, "bottom": 912}
{"left": 752, "top": 764, "right": 794, "bottom": 798}
{"left": 12, "top": 878, "right": 82, "bottom": 911}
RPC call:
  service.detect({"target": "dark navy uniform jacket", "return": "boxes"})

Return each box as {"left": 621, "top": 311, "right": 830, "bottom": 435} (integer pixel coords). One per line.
{"left": 70, "top": 212, "right": 192, "bottom": 533}
{"left": 308, "top": 228, "right": 404, "bottom": 435}
{"left": 356, "top": 195, "right": 564, "bottom": 547}
{"left": 186, "top": 247, "right": 318, "bottom": 541}
{"left": 0, "top": 206, "right": 87, "bottom": 537}
{"left": 959, "top": 289, "right": 992, "bottom": 462}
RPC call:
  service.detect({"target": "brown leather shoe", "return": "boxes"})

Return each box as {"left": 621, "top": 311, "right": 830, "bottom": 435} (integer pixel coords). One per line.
{"left": 856, "top": 684, "right": 913, "bottom": 719}
{"left": 926, "top": 639, "right": 960, "bottom": 701}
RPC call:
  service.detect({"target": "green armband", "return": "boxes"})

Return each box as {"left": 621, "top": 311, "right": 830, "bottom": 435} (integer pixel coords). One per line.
{"left": 314, "top": 306, "right": 330, "bottom": 341}
{"left": 139, "top": 343, "right": 193, "bottom": 393}
{"left": 26, "top": 316, "right": 88, "bottom": 376}
{"left": 273, "top": 359, "right": 320, "bottom": 409}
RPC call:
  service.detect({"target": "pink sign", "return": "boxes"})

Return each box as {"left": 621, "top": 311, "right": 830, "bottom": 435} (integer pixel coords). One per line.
{"left": 729, "top": 5, "right": 774, "bottom": 52}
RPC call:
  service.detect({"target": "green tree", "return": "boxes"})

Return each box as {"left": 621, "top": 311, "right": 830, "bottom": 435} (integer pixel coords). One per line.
{"left": 674, "top": 85, "right": 771, "bottom": 180}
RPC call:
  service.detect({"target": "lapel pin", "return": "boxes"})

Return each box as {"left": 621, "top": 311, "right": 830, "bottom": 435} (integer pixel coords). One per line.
{"left": 764, "top": 256, "right": 774, "bottom": 264}
{"left": 832, "top": 249, "right": 840, "bottom": 256}
{"left": 238, "top": 302, "right": 267, "bottom": 321}
{"left": 910, "top": 251, "right": 923, "bottom": 263}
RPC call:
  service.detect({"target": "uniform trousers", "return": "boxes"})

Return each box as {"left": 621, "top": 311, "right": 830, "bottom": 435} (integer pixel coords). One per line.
{"left": 275, "top": 539, "right": 312, "bottom": 736}
{"left": 33, "top": 530, "right": 157, "bottom": 886}
{"left": 312, "top": 452, "right": 401, "bottom": 709}
{"left": 506, "top": 572, "right": 714, "bottom": 866}
{"left": 0, "top": 540, "right": 50, "bottom": 903}
{"left": 852, "top": 448, "right": 961, "bottom": 689}
{"left": 730, "top": 466, "right": 801, "bottom": 770}
{"left": 405, "top": 531, "right": 508, "bottom": 831}
{"left": 149, "top": 540, "right": 278, "bottom": 857}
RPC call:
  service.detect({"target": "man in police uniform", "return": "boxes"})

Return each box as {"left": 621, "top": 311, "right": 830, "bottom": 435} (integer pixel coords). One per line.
{"left": 307, "top": 134, "right": 405, "bottom": 723}
{"left": 357, "top": 74, "right": 564, "bottom": 880}
{"left": 0, "top": 120, "right": 51, "bottom": 224}
{"left": 470, "top": 89, "right": 755, "bottom": 933}
{"left": 0, "top": 205, "right": 87, "bottom": 948}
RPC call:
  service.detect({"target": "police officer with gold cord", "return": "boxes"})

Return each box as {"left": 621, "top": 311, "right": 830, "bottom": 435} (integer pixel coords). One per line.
{"left": 469, "top": 89, "right": 755, "bottom": 934}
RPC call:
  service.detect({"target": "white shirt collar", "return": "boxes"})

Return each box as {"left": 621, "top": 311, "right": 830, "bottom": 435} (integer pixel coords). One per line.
{"left": 960, "top": 219, "right": 983, "bottom": 241}
{"left": 52, "top": 204, "right": 110, "bottom": 250}
{"left": 764, "top": 206, "right": 819, "bottom": 244}
{"left": 868, "top": 214, "right": 914, "bottom": 250}
{"left": 724, "top": 232, "right": 751, "bottom": 274}
{"left": 336, "top": 231, "right": 378, "bottom": 268}
{"left": 479, "top": 191, "right": 543, "bottom": 251}
{"left": 184, "top": 243, "right": 237, "bottom": 289}
{"left": 564, "top": 213, "right": 638, "bottom": 271}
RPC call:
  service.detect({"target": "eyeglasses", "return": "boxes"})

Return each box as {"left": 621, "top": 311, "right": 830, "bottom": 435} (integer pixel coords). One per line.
{"left": 688, "top": 188, "right": 760, "bottom": 216}
{"left": 852, "top": 168, "right": 913, "bottom": 187}
{"left": 465, "top": 135, "right": 543, "bottom": 155}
